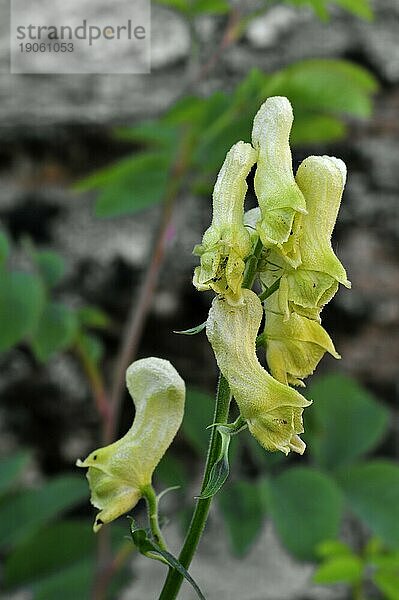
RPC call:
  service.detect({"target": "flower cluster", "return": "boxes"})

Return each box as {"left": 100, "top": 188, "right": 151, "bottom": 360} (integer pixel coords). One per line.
{"left": 195, "top": 96, "right": 350, "bottom": 454}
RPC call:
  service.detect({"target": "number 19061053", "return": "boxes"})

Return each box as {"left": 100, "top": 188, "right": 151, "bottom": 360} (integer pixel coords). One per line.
{"left": 19, "top": 42, "right": 74, "bottom": 52}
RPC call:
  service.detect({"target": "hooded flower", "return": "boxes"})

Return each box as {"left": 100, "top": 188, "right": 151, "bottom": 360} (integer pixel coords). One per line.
{"left": 252, "top": 96, "right": 307, "bottom": 267}
{"left": 264, "top": 293, "right": 340, "bottom": 387}
{"left": 193, "top": 141, "right": 257, "bottom": 305}
{"left": 206, "top": 288, "right": 311, "bottom": 455}
{"left": 277, "top": 155, "right": 351, "bottom": 320}
{"left": 77, "top": 357, "right": 185, "bottom": 531}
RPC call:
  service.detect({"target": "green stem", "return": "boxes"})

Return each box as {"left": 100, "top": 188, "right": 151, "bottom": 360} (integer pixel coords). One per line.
{"left": 158, "top": 374, "right": 231, "bottom": 599}
{"left": 142, "top": 485, "right": 168, "bottom": 552}
{"left": 258, "top": 277, "right": 281, "bottom": 302}
{"left": 158, "top": 238, "right": 263, "bottom": 600}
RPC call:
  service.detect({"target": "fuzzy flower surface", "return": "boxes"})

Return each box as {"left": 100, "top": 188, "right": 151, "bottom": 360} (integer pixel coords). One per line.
{"left": 264, "top": 293, "right": 340, "bottom": 387}
{"left": 206, "top": 289, "right": 311, "bottom": 455}
{"left": 77, "top": 357, "right": 185, "bottom": 531}
{"left": 252, "top": 96, "right": 307, "bottom": 267}
{"left": 193, "top": 141, "right": 257, "bottom": 305}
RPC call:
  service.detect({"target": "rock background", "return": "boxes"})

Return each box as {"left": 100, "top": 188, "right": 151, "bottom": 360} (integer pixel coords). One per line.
{"left": 0, "top": 0, "right": 398, "bottom": 598}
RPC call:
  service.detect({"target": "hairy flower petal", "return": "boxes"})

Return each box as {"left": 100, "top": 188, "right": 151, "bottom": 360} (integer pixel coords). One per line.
{"left": 193, "top": 141, "right": 257, "bottom": 304}
{"left": 264, "top": 293, "right": 340, "bottom": 387}
{"left": 206, "top": 289, "right": 311, "bottom": 455}
{"left": 252, "top": 96, "right": 307, "bottom": 267}
{"left": 77, "top": 357, "right": 185, "bottom": 531}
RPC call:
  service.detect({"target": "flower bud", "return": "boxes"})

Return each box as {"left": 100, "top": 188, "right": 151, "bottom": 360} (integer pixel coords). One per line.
{"left": 193, "top": 141, "right": 257, "bottom": 305}
{"left": 252, "top": 96, "right": 307, "bottom": 267}
{"left": 264, "top": 293, "right": 340, "bottom": 387}
{"left": 206, "top": 289, "right": 311, "bottom": 455}
{"left": 77, "top": 357, "right": 185, "bottom": 531}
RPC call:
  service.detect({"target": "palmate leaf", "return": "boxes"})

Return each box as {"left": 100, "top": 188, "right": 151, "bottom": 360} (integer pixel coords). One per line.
{"left": 336, "top": 461, "right": 399, "bottom": 548}
{"left": 266, "top": 467, "right": 344, "bottom": 560}
{"left": 218, "top": 480, "right": 264, "bottom": 556}
{"left": 305, "top": 374, "right": 389, "bottom": 470}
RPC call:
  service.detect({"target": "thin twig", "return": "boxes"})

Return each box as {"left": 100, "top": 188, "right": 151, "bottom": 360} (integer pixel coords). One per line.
{"left": 104, "top": 132, "right": 192, "bottom": 445}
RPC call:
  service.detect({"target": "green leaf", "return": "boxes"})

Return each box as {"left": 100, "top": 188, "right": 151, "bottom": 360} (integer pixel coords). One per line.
{"left": 174, "top": 321, "right": 206, "bottom": 336}
{"left": 183, "top": 389, "right": 214, "bottom": 453}
{"left": 0, "top": 229, "right": 10, "bottom": 266}
{"left": 31, "top": 302, "right": 78, "bottom": 362}
{"left": 218, "top": 480, "right": 264, "bottom": 556}
{"left": 268, "top": 467, "right": 343, "bottom": 560}
{"left": 0, "top": 475, "right": 88, "bottom": 549}
{"left": 77, "top": 305, "right": 110, "bottom": 329}
{"left": 291, "top": 114, "right": 346, "bottom": 145}
{"left": 4, "top": 520, "right": 128, "bottom": 599}
{"left": 75, "top": 152, "right": 171, "bottom": 218}
{"left": 130, "top": 522, "right": 206, "bottom": 600}
{"left": 198, "top": 428, "right": 230, "bottom": 499}
{"left": 316, "top": 539, "right": 352, "bottom": 559}
{"left": 156, "top": 454, "right": 188, "bottom": 490}
{"left": 336, "top": 461, "right": 399, "bottom": 548}
{"left": 265, "top": 59, "right": 378, "bottom": 119}
{"left": 313, "top": 556, "right": 363, "bottom": 584}
{"left": 190, "top": 0, "right": 230, "bottom": 14}
{"left": 34, "top": 250, "right": 66, "bottom": 288}
{"left": 334, "top": 0, "right": 373, "bottom": 20}
{"left": 305, "top": 374, "right": 389, "bottom": 470}
{"left": 0, "top": 271, "right": 45, "bottom": 352}
{"left": 114, "top": 120, "right": 178, "bottom": 149}
{"left": 77, "top": 332, "right": 104, "bottom": 366}
{"left": 3, "top": 520, "right": 94, "bottom": 588}
{"left": 0, "top": 452, "right": 31, "bottom": 497}
{"left": 373, "top": 571, "right": 399, "bottom": 600}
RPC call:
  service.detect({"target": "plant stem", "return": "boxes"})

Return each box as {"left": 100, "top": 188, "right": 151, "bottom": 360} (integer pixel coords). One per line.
{"left": 104, "top": 132, "right": 192, "bottom": 444}
{"left": 142, "top": 485, "right": 168, "bottom": 551}
{"left": 158, "top": 239, "right": 263, "bottom": 600}
{"left": 158, "top": 374, "right": 231, "bottom": 600}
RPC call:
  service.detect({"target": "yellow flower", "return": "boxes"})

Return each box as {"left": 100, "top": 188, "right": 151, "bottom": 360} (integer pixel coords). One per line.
{"left": 76, "top": 357, "right": 185, "bottom": 531}
{"left": 252, "top": 96, "right": 307, "bottom": 267}
{"left": 264, "top": 293, "right": 340, "bottom": 387}
{"left": 193, "top": 141, "right": 257, "bottom": 305}
{"left": 260, "top": 155, "right": 351, "bottom": 320}
{"left": 206, "top": 289, "right": 311, "bottom": 455}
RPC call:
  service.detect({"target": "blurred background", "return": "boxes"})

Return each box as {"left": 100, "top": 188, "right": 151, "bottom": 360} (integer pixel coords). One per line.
{"left": 0, "top": 1, "right": 399, "bottom": 599}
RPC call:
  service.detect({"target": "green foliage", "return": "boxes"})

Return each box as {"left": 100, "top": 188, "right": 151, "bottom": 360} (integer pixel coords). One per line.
{"left": 76, "top": 60, "right": 377, "bottom": 217}
{"left": 154, "top": 0, "right": 230, "bottom": 15}
{"left": 130, "top": 521, "right": 206, "bottom": 600}
{"left": 313, "top": 555, "right": 363, "bottom": 584}
{"left": 218, "top": 480, "right": 264, "bottom": 556}
{"left": 3, "top": 520, "right": 128, "bottom": 600}
{"left": 283, "top": 0, "right": 372, "bottom": 21}
{"left": 305, "top": 374, "right": 389, "bottom": 469}
{"left": 0, "top": 452, "right": 31, "bottom": 496}
{"left": 0, "top": 228, "right": 10, "bottom": 265}
{"left": 0, "top": 476, "right": 88, "bottom": 549}
{"left": 336, "top": 461, "right": 399, "bottom": 548}
{"left": 34, "top": 250, "right": 66, "bottom": 288}
{"left": 75, "top": 152, "right": 172, "bottom": 218}
{"left": 31, "top": 302, "right": 79, "bottom": 362}
{"left": 0, "top": 271, "right": 45, "bottom": 352}
{"left": 182, "top": 389, "right": 214, "bottom": 453}
{"left": 267, "top": 467, "right": 343, "bottom": 559}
